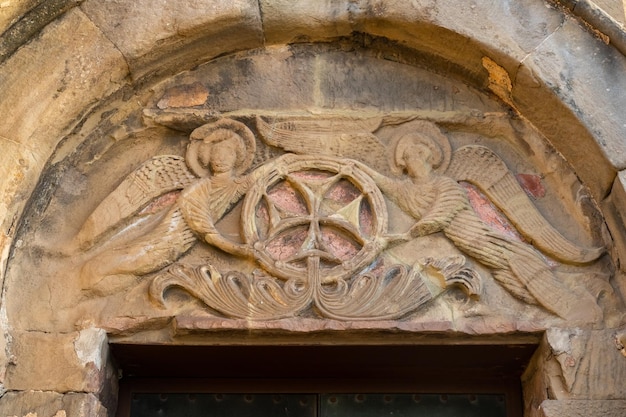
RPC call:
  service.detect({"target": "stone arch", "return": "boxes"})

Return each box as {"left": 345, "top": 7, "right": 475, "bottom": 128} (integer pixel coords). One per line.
{"left": 0, "top": 1, "right": 625, "bottom": 416}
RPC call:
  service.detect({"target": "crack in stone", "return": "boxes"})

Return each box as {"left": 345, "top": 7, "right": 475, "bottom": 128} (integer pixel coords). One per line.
{"left": 515, "top": 16, "right": 566, "bottom": 84}
{"left": 256, "top": 0, "right": 267, "bottom": 46}
{"left": 77, "top": 6, "right": 132, "bottom": 82}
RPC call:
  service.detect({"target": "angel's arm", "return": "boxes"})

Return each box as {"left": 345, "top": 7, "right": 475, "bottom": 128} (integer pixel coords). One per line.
{"left": 409, "top": 176, "right": 469, "bottom": 237}
{"left": 348, "top": 159, "right": 399, "bottom": 196}
{"left": 178, "top": 179, "right": 254, "bottom": 258}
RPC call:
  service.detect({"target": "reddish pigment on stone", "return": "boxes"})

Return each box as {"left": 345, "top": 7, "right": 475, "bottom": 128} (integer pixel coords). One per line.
{"left": 326, "top": 179, "right": 361, "bottom": 204}
{"left": 157, "top": 82, "right": 209, "bottom": 109}
{"left": 267, "top": 181, "right": 308, "bottom": 215}
{"left": 139, "top": 191, "right": 179, "bottom": 214}
{"left": 321, "top": 227, "right": 361, "bottom": 261}
{"left": 461, "top": 183, "right": 523, "bottom": 241}
{"left": 516, "top": 173, "right": 545, "bottom": 199}
{"left": 359, "top": 199, "right": 374, "bottom": 236}
{"left": 266, "top": 227, "right": 309, "bottom": 260}
{"left": 290, "top": 170, "right": 332, "bottom": 181}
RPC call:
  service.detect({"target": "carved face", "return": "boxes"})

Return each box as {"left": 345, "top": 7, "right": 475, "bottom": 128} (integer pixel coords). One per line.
{"left": 198, "top": 135, "right": 240, "bottom": 175}
{"left": 402, "top": 142, "right": 433, "bottom": 179}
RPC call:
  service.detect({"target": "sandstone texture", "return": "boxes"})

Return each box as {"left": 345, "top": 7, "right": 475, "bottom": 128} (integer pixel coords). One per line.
{"left": 0, "top": 1, "right": 624, "bottom": 417}
{"left": 4, "top": 329, "right": 114, "bottom": 395}
{"left": 539, "top": 399, "right": 626, "bottom": 417}
{"left": 0, "top": 391, "right": 107, "bottom": 417}
{"left": 80, "top": 0, "right": 263, "bottom": 80}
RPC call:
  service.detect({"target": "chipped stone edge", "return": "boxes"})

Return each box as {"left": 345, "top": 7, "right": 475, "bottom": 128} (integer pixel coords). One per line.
{"left": 73, "top": 328, "right": 107, "bottom": 372}
{"left": 552, "top": 0, "right": 626, "bottom": 57}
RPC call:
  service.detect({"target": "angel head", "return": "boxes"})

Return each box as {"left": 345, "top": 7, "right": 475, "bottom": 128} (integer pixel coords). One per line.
{"left": 186, "top": 119, "right": 256, "bottom": 178}
{"left": 394, "top": 134, "right": 445, "bottom": 181}
{"left": 391, "top": 122, "right": 451, "bottom": 179}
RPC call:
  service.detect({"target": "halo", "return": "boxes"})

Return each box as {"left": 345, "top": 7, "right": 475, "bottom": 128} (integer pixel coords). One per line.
{"left": 388, "top": 121, "right": 451, "bottom": 175}
{"left": 186, "top": 119, "right": 256, "bottom": 177}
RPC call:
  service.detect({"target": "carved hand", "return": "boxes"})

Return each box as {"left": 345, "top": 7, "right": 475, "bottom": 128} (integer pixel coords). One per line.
{"left": 409, "top": 220, "right": 441, "bottom": 237}
{"left": 204, "top": 232, "right": 255, "bottom": 259}
{"left": 384, "top": 233, "right": 412, "bottom": 244}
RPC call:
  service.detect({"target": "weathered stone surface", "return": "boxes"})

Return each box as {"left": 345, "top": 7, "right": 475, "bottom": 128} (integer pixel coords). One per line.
{"left": 5, "top": 329, "right": 113, "bottom": 394}
{"left": 539, "top": 399, "right": 626, "bottom": 417}
{"left": 0, "top": 2, "right": 623, "bottom": 416}
{"left": 80, "top": 0, "right": 263, "bottom": 80}
{"left": 0, "top": 391, "right": 107, "bottom": 417}
{"left": 514, "top": 17, "right": 626, "bottom": 199}
{"left": 0, "top": 8, "right": 128, "bottom": 270}
{"left": 0, "top": 0, "right": 83, "bottom": 64}
{"left": 357, "top": 0, "right": 565, "bottom": 76}
{"left": 558, "top": 0, "right": 626, "bottom": 57}
{"left": 148, "top": 42, "right": 503, "bottom": 113}
{"left": 592, "top": 0, "right": 626, "bottom": 27}
{"left": 0, "top": 12, "right": 128, "bottom": 393}
{"left": 0, "top": 0, "right": 43, "bottom": 35}
{"left": 260, "top": 0, "right": 353, "bottom": 44}
{"left": 525, "top": 329, "right": 626, "bottom": 402}
{"left": 604, "top": 171, "right": 626, "bottom": 278}
{"left": 262, "top": 0, "right": 564, "bottom": 78}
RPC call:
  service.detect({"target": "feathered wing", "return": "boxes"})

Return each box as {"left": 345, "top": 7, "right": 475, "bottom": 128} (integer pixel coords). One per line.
{"left": 256, "top": 116, "right": 389, "bottom": 171}
{"left": 76, "top": 155, "right": 197, "bottom": 249}
{"left": 447, "top": 145, "right": 604, "bottom": 264}
{"left": 80, "top": 206, "right": 197, "bottom": 291}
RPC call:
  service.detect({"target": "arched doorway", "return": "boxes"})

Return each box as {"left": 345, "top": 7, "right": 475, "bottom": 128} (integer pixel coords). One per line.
{"left": 0, "top": 2, "right": 625, "bottom": 416}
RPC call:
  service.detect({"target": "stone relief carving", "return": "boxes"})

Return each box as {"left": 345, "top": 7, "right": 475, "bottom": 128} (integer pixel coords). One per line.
{"left": 74, "top": 115, "right": 605, "bottom": 322}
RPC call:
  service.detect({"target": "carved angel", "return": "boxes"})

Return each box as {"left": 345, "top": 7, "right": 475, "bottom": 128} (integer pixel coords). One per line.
{"left": 257, "top": 118, "right": 605, "bottom": 321}
{"left": 77, "top": 119, "right": 282, "bottom": 293}
{"left": 366, "top": 126, "right": 605, "bottom": 321}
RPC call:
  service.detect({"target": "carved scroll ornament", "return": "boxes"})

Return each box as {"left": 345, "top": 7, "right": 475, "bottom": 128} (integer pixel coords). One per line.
{"left": 75, "top": 116, "right": 604, "bottom": 322}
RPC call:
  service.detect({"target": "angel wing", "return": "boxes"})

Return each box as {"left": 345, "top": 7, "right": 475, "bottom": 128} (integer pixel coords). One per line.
{"left": 256, "top": 116, "right": 389, "bottom": 171}
{"left": 76, "top": 155, "right": 197, "bottom": 249}
{"left": 446, "top": 145, "right": 604, "bottom": 264}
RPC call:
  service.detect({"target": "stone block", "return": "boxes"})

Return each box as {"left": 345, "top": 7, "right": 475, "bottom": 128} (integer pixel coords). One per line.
{"left": 603, "top": 171, "right": 626, "bottom": 277}
{"left": 0, "top": 0, "right": 83, "bottom": 64}
{"left": 592, "top": 0, "right": 626, "bottom": 27}
{"left": 5, "top": 329, "right": 114, "bottom": 395}
{"left": 260, "top": 0, "right": 353, "bottom": 44}
{"left": 81, "top": 0, "right": 263, "bottom": 80}
{"left": 0, "top": 391, "right": 107, "bottom": 417}
{"left": 0, "top": 8, "right": 128, "bottom": 253}
{"left": 513, "top": 17, "right": 626, "bottom": 198}
{"left": 0, "top": 0, "right": 43, "bottom": 35}
{"left": 539, "top": 399, "right": 626, "bottom": 417}
{"left": 262, "top": 0, "right": 563, "bottom": 79}
{"left": 535, "top": 328, "right": 626, "bottom": 400}
{"left": 356, "top": 0, "right": 564, "bottom": 75}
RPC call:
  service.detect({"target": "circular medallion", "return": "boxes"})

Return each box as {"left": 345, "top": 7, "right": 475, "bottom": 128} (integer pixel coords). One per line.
{"left": 242, "top": 156, "right": 387, "bottom": 284}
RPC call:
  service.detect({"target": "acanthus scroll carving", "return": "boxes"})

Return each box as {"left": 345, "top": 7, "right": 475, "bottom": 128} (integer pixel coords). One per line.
{"left": 74, "top": 115, "right": 605, "bottom": 322}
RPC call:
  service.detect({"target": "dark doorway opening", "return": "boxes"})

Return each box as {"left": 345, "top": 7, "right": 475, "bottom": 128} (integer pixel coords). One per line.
{"left": 113, "top": 343, "right": 535, "bottom": 417}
